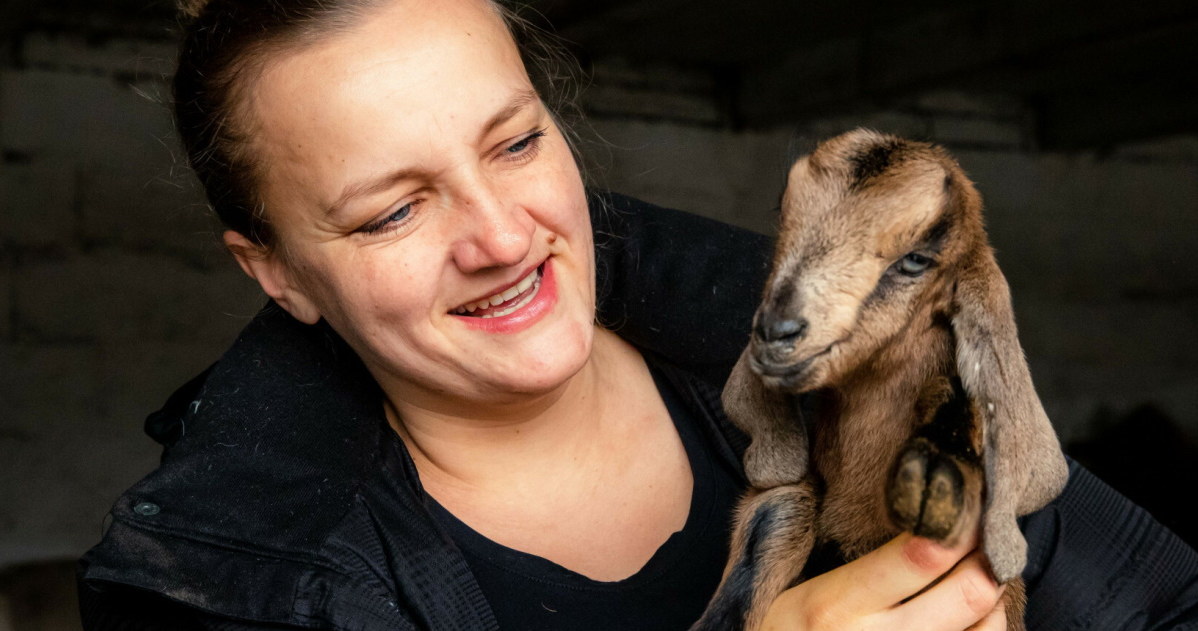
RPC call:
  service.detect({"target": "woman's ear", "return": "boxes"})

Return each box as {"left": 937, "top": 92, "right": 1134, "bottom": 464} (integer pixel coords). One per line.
{"left": 223, "top": 230, "right": 323, "bottom": 325}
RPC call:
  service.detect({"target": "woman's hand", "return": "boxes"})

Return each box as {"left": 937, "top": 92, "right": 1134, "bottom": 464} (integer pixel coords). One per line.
{"left": 760, "top": 530, "right": 1007, "bottom": 630}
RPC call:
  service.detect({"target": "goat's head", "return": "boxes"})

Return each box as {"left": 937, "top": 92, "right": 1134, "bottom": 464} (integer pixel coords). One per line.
{"left": 751, "top": 129, "right": 987, "bottom": 392}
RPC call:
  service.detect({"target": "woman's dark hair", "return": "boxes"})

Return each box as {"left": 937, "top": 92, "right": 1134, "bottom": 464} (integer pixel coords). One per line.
{"left": 173, "top": 0, "right": 583, "bottom": 250}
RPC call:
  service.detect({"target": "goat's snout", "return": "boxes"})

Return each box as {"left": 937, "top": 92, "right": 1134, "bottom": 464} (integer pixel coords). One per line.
{"left": 754, "top": 312, "right": 809, "bottom": 346}
{"left": 749, "top": 305, "right": 832, "bottom": 387}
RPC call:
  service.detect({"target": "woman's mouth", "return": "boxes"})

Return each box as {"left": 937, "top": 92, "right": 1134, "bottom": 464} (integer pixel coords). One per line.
{"left": 449, "top": 260, "right": 557, "bottom": 334}
{"left": 452, "top": 264, "right": 543, "bottom": 318}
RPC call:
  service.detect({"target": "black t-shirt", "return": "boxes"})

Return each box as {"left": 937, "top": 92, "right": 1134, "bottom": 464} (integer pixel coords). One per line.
{"left": 426, "top": 362, "right": 745, "bottom": 630}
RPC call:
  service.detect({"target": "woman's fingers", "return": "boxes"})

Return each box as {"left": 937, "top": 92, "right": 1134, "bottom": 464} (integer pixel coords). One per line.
{"left": 966, "top": 601, "right": 1008, "bottom": 631}
{"left": 808, "top": 530, "right": 978, "bottom": 612}
{"left": 892, "top": 551, "right": 1002, "bottom": 630}
{"left": 763, "top": 530, "right": 1003, "bottom": 631}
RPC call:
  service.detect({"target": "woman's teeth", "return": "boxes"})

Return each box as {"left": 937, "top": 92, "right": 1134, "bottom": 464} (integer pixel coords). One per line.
{"left": 454, "top": 267, "right": 541, "bottom": 318}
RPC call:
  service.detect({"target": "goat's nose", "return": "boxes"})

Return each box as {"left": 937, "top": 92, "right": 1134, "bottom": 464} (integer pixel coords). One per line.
{"left": 754, "top": 314, "right": 808, "bottom": 345}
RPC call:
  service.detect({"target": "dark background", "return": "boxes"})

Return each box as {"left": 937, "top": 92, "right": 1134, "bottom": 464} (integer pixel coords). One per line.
{"left": 2, "top": 0, "right": 1196, "bottom": 627}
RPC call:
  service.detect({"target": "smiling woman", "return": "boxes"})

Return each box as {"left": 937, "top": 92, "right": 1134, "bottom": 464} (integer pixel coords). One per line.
{"left": 75, "top": 0, "right": 1198, "bottom": 629}
{"left": 223, "top": 0, "right": 598, "bottom": 410}
{"left": 81, "top": 0, "right": 721, "bottom": 626}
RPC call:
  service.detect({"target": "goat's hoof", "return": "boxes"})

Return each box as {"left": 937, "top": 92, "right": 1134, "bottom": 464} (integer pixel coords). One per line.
{"left": 887, "top": 438, "right": 967, "bottom": 540}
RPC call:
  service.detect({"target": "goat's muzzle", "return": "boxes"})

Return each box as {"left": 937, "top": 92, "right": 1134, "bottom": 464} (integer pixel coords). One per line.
{"left": 754, "top": 312, "right": 808, "bottom": 346}
{"left": 750, "top": 309, "right": 832, "bottom": 389}
{"left": 752, "top": 309, "right": 805, "bottom": 360}
{"left": 750, "top": 346, "right": 830, "bottom": 393}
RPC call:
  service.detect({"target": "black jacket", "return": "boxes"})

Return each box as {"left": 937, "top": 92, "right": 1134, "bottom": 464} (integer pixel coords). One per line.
{"left": 79, "top": 193, "right": 1198, "bottom": 630}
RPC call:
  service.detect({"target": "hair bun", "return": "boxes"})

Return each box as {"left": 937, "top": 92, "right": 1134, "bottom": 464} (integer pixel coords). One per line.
{"left": 177, "top": 0, "right": 211, "bottom": 19}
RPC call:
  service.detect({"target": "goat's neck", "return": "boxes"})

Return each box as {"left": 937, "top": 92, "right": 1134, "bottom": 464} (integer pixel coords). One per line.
{"left": 809, "top": 313, "right": 955, "bottom": 539}
{"left": 830, "top": 312, "right": 955, "bottom": 425}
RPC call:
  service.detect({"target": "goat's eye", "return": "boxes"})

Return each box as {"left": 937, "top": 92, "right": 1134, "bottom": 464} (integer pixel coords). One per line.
{"left": 898, "top": 252, "right": 932, "bottom": 275}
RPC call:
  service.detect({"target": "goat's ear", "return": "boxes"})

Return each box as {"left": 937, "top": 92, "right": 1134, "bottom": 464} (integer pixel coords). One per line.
{"left": 723, "top": 348, "right": 809, "bottom": 488}
{"left": 951, "top": 251, "right": 1069, "bottom": 582}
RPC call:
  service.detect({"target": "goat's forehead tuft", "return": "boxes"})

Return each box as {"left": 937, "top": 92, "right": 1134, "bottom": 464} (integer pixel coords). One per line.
{"left": 788, "top": 130, "right": 939, "bottom": 196}
{"left": 780, "top": 129, "right": 974, "bottom": 245}
{"left": 848, "top": 138, "right": 906, "bottom": 187}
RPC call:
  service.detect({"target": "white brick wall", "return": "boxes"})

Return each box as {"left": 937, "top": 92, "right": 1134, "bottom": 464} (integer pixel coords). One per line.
{"left": 0, "top": 33, "right": 266, "bottom": 580}
{"left": 14, "top": 251, "right": 261, "bottom": 344}
{"left": 958, "top": 151, "right": 1198, "bottom": 302}
{"left": 77, "top": 165, "right": 227, "bottom": 267}
{"left": 0, "top": 262, "right": 10, "bottom": 342}
{"left": 0, "top": 69, "right": 173, "bottom": 166}
{"left": 585, "top": 119, "right": 794, "bottom": 234}
{"left": 21, "top": 32, "right": 174, "bottom": 79}
{"left": 0, "top": 163, "right": 75, "bottom": 249}
{"left": 1, "top": 343, "right": 109, "bottom": 566}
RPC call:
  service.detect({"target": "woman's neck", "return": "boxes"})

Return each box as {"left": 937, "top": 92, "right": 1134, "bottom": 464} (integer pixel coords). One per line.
{"left": 385, "top": 326, "right": 630, "bottom": 495}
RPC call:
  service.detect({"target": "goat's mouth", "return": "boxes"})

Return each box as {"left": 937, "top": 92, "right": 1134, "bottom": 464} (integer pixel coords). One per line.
{"left": 750, "top": 342, "right": 837, "bottom": 389}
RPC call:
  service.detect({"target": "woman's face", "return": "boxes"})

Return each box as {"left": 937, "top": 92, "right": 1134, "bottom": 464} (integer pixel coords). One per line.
{"left": 237, "top": 0, "right": 594, "bottom": 412}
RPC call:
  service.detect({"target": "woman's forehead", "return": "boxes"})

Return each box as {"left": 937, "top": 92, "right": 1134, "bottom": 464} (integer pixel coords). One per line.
{"left": 246, "top": 0, "right": 535, "bottom": 211}
{"left": 253, "top": 0, "right": 526, "bottom": 118}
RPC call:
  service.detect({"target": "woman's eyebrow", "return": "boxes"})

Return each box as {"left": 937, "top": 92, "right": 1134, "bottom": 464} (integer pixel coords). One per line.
{"left": 325, "top": 167, "right": 422, "bottom": 219}
{"left": 324, "top": 89, "right": 541, "bottom": 220}
{"left": 478, "top": 88, "right": 540, "bottom": 142}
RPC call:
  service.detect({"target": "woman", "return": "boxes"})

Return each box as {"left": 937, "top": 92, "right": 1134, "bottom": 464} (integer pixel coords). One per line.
{"left": 78, "top": 0, "right": 1198, "bottom": 629}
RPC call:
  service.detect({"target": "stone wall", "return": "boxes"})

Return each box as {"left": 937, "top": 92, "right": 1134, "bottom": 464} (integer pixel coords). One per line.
{"left": 0, "top": 33, "right": 265, "bottom": 575}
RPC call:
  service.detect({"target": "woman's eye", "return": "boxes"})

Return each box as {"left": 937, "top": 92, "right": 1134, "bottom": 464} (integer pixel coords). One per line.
{"left": 359, "top": 202, "right": 413, "bottom": 235}
{"left": 897, "top": 252, "right": 933, "bottom": 276}
{"left": 503, "top": 129, "right": 547, "bottom": 159}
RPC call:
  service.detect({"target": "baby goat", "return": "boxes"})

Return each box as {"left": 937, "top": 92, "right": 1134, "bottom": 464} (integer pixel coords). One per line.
{"left": 694, "top": 129, "right": 1068, "bottom": 631}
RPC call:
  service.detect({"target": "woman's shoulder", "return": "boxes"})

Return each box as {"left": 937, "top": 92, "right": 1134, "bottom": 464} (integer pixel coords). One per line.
{"left": 77, "top": 305, "right": 425, "bottom": 626}
{"left": 95, "top": 304, "right": 387, "bottom": 551}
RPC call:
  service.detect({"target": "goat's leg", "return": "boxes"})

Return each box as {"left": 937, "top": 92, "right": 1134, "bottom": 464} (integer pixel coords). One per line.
{"left": 886, "top": 376, "right": 984, "bottom": 547}
{"left": 888, "top": 376, "right": 1027, "bottom": 629}
{"left": 1001, "top": 577, "right": 1027, "bottom": 631}
{"left": 691, "top": 481, "right": 817, "bottom": 631}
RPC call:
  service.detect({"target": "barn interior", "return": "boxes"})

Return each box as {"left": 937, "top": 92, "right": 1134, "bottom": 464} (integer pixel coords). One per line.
{"left": 2, "top": 0, "right": 1196, "bottom": 627}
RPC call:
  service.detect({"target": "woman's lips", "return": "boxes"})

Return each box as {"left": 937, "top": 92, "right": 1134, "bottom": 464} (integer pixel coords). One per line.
{"left": 453, "top": 264, "right": 542, "bottom": 317}
{"left": 451, "top": 259, "right": 557, "bottom": 333}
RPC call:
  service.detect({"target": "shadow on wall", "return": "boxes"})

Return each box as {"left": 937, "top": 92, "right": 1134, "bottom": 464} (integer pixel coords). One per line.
{"left": 0, "top": 561, "right": 80, "bottom": 631}
{"left": 1067, "top": 404, "right": 1198, "bottom": 549}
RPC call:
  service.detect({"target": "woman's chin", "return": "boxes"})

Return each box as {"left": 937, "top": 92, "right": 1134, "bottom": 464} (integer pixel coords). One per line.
{"left": 485, "top": 332, "right": 593, "bottom": 395}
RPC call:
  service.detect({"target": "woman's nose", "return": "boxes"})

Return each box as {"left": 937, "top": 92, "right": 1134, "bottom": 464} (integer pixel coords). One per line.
{"left": 450, "top": 189, "right": 535, "bottom": 274}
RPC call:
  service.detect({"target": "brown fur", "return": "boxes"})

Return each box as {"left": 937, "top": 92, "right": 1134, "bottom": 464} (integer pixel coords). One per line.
{"left": 693, "top": 130, "right": 1068, "bottom": 631}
